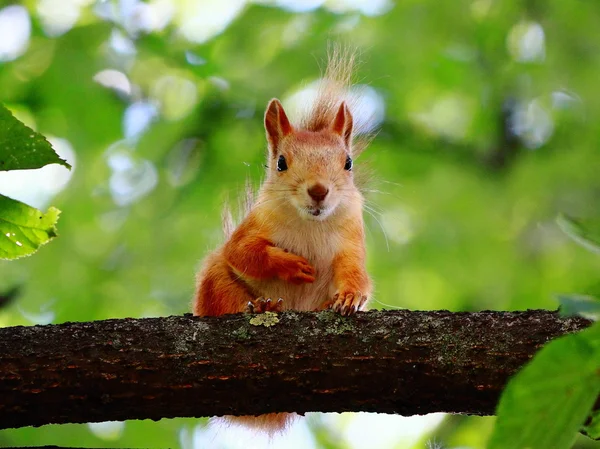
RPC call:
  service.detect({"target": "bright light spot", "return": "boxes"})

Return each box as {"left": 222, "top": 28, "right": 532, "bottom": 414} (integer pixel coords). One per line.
{"left": 94, "top": 0, "right": 174, "bottom": 33}
{"left": 285, "top": 84, "right": 319, "bottom": 123}
{"left": 208, "top": 76, "right": 230, "bottom": 91}
{"left": 0, "top": 136, "right": 76, "bottom": 209}
{"left": 177, "top": 0, "right": 247, "bottom": 44}
{"left": 42, "top": 137, "right": 75, "bottom": 192}
{"left": 324, "top": 0, "right": 393, "bottom": 16}
{"left": 149, "top": 0, "right": 176, "bottom": 31}
{"left": 93, "top": 0, "right": 113, "bottom": 20}
{"left": 37, "top": 0, "right": 93, "bottom": 37}
{"left": 15, "top": 241, "right": 23, "bottom": 247}
{"left": 106, "top": 143, "right": 158, "bottom": 207}
{"left": 151, "top": 75, "right": 198, "bottom": 121}
{"left": 106, "top": 141, "right": 135, "bottom": 171}
{"left": 122, "top": 0, "right": 175, "bottom": 34}
{"left": 109, "top": 29, "right": 137, "bottom": 56}
{"left": 281, "top": 15, "right": 313, "bottom": 47}
{"left": 444, "top": 44, "right": 477, "bottom": 62}
{"left": 166, "top": 139, "right": 202, "bottom": 187}
{"left": 411, "top": 93, "right": 473, "bottom": 141}
{"left": 551, "top": 90, "right": 581, "bottom": 111}
{"left": 18, "top": 302, "right": 55, "bottom": 325}
{"left": 87, "top": 421, "right": 125, "bottom": 440}
{"left": 0, "top": 5, "right": 31, "bottom": 62}
{"left": 93, "top": 69, "right": 132, "bottom": 96}
{"left": 97, "top": 209, "right": 129, "bottom": 233}
{"left": 252, "top": 0, "right": 324, "bottom": 13}
{"left": 510, "top": 97, "right": 554, "bottom": 149}
{"left": 349, "top": 85, "right": 386, "bottom": 134}
{"left": 470, "top": 0, "right": 492, "bottom": 20}
{"left": 285, "top": 82, "right": 385, "bottom": 135}
{"left": 336, "top": 16, "right": 363, "bottom": 34}
{"left": 253, "top": 0, "right": 392, "bottom": 15}
{"left": 123, "top": 101, "right": 158, "bottom": 140}
{"left": 381, "top": 208, "right": 414, "bottom": 245}
{"left": 323, "top": 412, "right": 445, "bottom": 449}
{"left": 507, "top": 21, "right": 545, "bottom": 63}
{"left": 185, "top": 51, "right": 206, "bottom": 66}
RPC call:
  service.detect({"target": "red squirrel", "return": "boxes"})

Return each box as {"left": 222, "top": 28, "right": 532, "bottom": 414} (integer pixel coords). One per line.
{"left": 193, "top": 47, "right": 374, "bottom": 434}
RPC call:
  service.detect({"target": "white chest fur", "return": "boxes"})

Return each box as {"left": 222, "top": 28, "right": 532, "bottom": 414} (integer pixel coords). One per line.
{"left": 250, "top": 220, "right": 344, "bottom": 311}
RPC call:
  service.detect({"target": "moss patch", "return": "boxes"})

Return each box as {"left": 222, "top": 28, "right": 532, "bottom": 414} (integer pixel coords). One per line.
{"left": 317, "top": 311, "right": 356, "bottom": 335}
{"left": 249, "top": 312, "right": 280, "bottom": 327}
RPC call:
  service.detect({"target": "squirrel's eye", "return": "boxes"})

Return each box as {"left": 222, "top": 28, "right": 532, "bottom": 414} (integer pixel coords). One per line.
{"left": 344, "top": 155, "right": 353, "bottom": 171}
{"left": 277, "top": 155, "right": 288, "bottom": 172}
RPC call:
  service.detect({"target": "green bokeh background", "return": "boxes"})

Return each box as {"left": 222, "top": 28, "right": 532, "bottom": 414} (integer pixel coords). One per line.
{"left": 1, "top": 0, "right": 600, "bottom": 447}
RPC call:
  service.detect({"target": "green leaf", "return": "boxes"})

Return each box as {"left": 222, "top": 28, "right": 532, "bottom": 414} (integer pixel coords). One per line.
{"left": 558, "top": 294, "right": 600, "bottom": 321}
{"left": 582, "top": 409, "right": 600, "bottom": 440}
{"left": 0, "top": 194, "right": 61, "bottom": 260}
{"left": 488, "top": 323, "right": 600, "bottom": 449}
{"left": 0, "top": 103, "right": 71, "bottom": 171}
{"left": 557, "top": 213, "right": 600, "bottom": 255}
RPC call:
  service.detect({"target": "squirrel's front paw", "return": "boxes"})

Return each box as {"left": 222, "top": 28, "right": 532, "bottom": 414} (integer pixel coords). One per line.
{"left": 327, "top": 291, "right": 367, "bottom": 316}
{"left": 277, "top": 255, "right": 316, "bottom": 285}
{"left": 246, "top": 297, "right": 284, "bottom": 313}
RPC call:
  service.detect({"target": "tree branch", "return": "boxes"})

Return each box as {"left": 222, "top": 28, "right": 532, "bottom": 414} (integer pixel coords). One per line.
{"left": 0, "top": 310, "right": 590, "bottom": 430}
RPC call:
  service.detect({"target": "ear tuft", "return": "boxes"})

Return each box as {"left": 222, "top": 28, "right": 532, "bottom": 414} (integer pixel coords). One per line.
{"left": 265, "top": 99, "right": 293, "bottom": 153}
{"left": 331, "top": 102, "right": 353, "bottom": 149}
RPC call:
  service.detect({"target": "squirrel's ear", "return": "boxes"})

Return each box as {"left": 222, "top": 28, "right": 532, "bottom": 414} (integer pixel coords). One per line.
{"left": 331, "top": 102, "right": 353, "bottom": 149}
{"left": 265, "top": 99, "right": 293, "bottom": 152}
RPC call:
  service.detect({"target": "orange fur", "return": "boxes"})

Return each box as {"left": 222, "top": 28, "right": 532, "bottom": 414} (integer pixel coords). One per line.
{"left": 193, "top": 46, "right": 374, "bottom": 435}
{"left": 212, "top": 413, "right": 295, "bottom": 438}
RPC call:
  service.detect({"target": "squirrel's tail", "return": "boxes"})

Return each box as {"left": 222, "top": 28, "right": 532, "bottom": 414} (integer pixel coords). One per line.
{"left": 299, "top": 44, "right": 374, "bottom": 156}
{"left": 221, "top": 178, "right": 255, "bottom": 240}
{"left": 214, "top": 413, "right": 296, "bottom": 436}
{"left": 300, "top": 44, "right": 356, "bottom": 133}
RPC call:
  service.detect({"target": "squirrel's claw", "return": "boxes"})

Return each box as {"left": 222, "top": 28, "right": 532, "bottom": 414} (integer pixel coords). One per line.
{"left": 330, "top": 292, "right": 366, "bottom": 316}
{"left": 246, "top": 296, "right": 285, "bottom": 314}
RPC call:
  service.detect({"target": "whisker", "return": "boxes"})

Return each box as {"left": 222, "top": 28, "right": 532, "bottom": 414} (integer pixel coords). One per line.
{"left": 378, "top": 180, "right": 404, "bottom": 188}
{"left": 370, "top": 297, "right": 405, "bottom": 310}
{"left": 364, "top": 200, "right": 384, "bottom": 214}
{"left": 363, "top": 204, "right": 390, "bottom": 252}
{"left": 362, "top": 189, "right": 391, "bottom": 195}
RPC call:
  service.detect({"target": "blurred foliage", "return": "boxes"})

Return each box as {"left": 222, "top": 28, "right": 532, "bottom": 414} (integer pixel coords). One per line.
{"left": 558, "top": 214, "right": 600, "bottom": 256}
{"left": 1, "top": 0, "right": 600, "bottom": 447}
{"left": 558, "top": 294, "right": 600, "bottom": 321}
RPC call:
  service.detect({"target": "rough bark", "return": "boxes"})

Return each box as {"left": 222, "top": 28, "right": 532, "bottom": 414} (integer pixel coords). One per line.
{"left": 0, "top": 310, "right": 590, "bottom": 430}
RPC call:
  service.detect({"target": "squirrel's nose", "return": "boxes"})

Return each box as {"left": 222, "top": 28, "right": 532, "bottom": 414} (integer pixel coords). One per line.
{"left": 307, "top": 183, "right": 329, "bottom": 202}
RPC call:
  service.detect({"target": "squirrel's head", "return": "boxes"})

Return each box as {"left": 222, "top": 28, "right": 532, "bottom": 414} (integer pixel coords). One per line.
{"left": 262, "top": 98, "right": 361, "bottom": 222}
